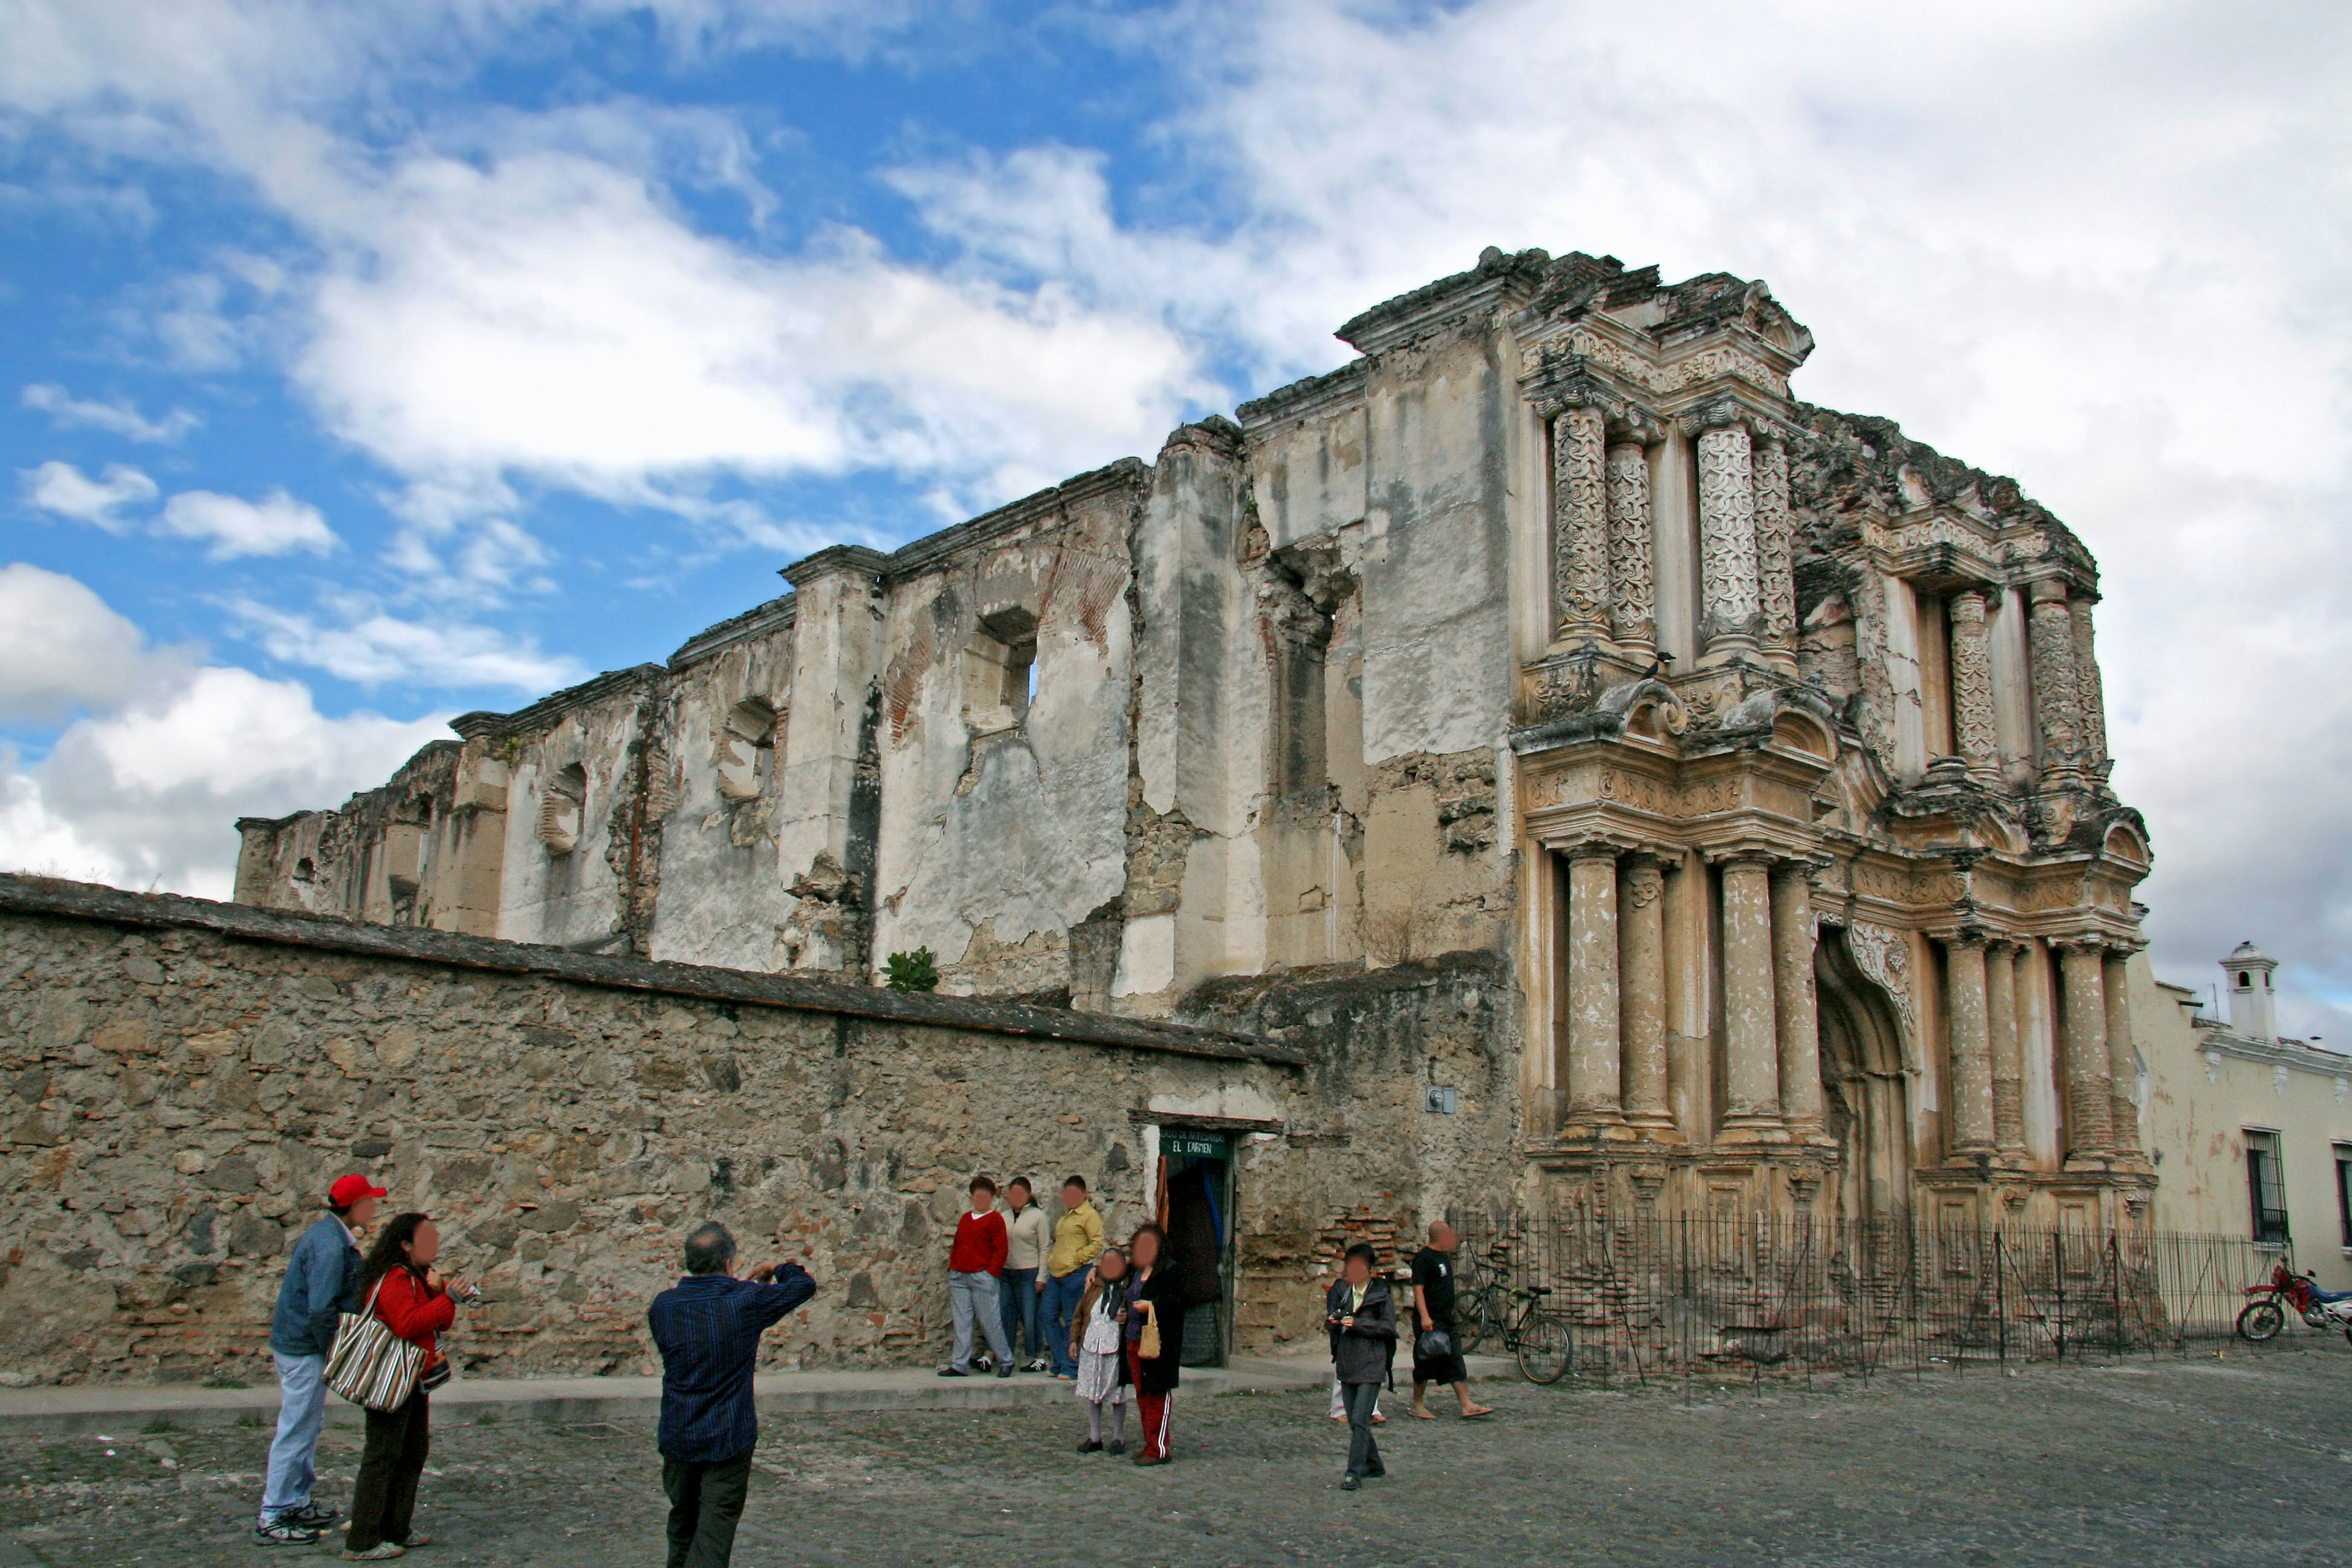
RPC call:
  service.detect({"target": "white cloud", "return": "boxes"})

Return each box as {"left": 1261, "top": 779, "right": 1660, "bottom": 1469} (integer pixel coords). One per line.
{"left": 0, "top": 562, "right": 184, "bottom": 722}
{"left": 0, "top": 665, "right": 452, "bottom": 899}
{"left": 154, "top": 487, "right": 337, "bottom": 559}
{"left": 228, "top": 597, "right": 586, "bottom": 691}
{"left": 20, "top": 459, "right": 157, "bottom": 530}
{"left": 20, "top": 383, "right": 200, "bottom": 442}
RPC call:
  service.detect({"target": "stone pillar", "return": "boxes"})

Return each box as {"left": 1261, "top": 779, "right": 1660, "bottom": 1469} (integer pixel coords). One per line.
{"left": 1564, "top": 847, "right": 1624, "bottom": 1129}
{"left": 2027, "top": 579, "right": 2082, "bottom": 788}
{"left": 1770, "top": 862, "right": 1825, "bottom": 1139}
{"left": 1719, "top": 857, "right": 1782, "bottom": 1137}
{"left": 2072, "top": 597, "right": 2109, "bottom": 777}
{"left": 777, "top": 545, "right": 890, "bottom": 975}
{"left": 1619, "top": 854, "right": 1673, "bottom": 1131}
{"left": 1694, "top": 419, "right": 1761, "bottom": 664}
{"left": 1753, "top": 434, "right": 1798, "bottom": 672}
{"left": 2057, "top": 941, "right": 2113, "bottom": 1156}
{"left": 1948, "top": 589, "right": 2000, "bottom": 782}
{"left": 1552, "top": 407, "right": 1611, "bottom": 641}
{"left": 1604, "top": 424, "right": 1657, "bottom": 652}
{"left": 1986, "top": 940, "right": 2026, "bottom": 1159}
{"left": 2103, "top": 948, "right": 2140, "bottom": 1155}
{"left": 1944, "top": 937, "right": 1995, "bottom": 1156}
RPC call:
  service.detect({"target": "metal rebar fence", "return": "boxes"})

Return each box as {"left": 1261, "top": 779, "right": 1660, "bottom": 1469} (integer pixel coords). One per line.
{"left": 1449, "top": 1208, "right": 2326, "bottom": 1384}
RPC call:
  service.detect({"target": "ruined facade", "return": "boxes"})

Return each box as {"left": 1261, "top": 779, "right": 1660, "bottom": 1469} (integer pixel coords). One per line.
{"left": 235, "top": 246, "right": 2156, "bottom": 1234}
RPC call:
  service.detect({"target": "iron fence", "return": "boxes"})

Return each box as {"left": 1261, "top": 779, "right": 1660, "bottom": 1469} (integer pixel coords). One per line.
{"left": 1447, "top": 1210, "right": 2329, "bottom": 1384}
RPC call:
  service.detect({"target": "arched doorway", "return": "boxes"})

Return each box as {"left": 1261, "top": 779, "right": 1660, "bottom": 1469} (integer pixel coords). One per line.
{"left": 1815, "top": 928, "right": 1912, "bottom": 1226}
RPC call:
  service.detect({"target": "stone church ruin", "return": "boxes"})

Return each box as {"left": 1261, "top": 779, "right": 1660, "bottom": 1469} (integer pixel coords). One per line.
{"left": 3, "top": 245, "right": 2157, "bottom": 1382}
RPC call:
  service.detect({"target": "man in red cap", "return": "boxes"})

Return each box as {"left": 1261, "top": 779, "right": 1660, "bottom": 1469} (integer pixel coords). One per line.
{"left": 255, "top": 1173, "right": 385, "bottom": 1545}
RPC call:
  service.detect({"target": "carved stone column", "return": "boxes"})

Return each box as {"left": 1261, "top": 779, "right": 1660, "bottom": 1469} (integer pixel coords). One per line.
{"left": 1719, "top": 856, "right": 1783, "bottom": 1138}
{"left": 1604, "top": 423, "right": 1657, "bottom": 652}
{"left": 2027, "top": 579, "right": 2082, "bottom": 788}
{"left": 2057, "top": 940, "right": 2113, "bottom": 1156}
{"left": 2103, "top": 948, "right": 2140, "bottom": 1155}
{"left": 1945, "top": 936, "right": 1995, "bottom": 1157}
{"left": 2072, "top": 597, "right": 2109, "bottom": 778}
{"left": 1694, "top": 420, "right": 1761, "bottom": 664}
{"left": 1563, "top": 847, "right": 1624, "bottom": 1130}
{"left": 1619, "top": 854, "right": 1673, "bottom": 1131}
{"left": 1753, "top": 434, "right": 1798, "bottom": 672}
{"left": 1770, "top": 863, "right": 1825, "bottom": 1139}
{"left": 1552, "top": 407, "right": 1611, "bottom": 642}
{"left": 1948, "top": 589, "right": 2000, "bottom": 782}
{"left": 1986, "top": 940, "right": 2027, "bottom": 1159}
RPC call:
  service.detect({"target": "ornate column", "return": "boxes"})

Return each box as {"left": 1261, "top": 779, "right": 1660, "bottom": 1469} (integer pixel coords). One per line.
{"left": 1551, "top": 407, "right": 1611, "bottom": 642}
{"left": 2057, "top": 940, "right": 2114, "bottom": 1156}
{"left": 1944, "top": 936, "right": 1995, "bottom": 1157}
{"left": 1619, "top": 854, "right": 1673, "bottom": 1131}
{"left": 1753, "top": 433, "right": 1798, "bottom": 673}
{"left": 2103, "top": 948, "right": 2140, "bottom": 1155}
{"left": 1604, "top": 421, "right": 1658, "bottom": 653}
{"left": 1694, "top": 416, "right": 1761, "bottom": 664}
{"left": 2071, "top": 596, "right": 2109, "bottom": 779}
{"left": 1986, "top": 940, "right": 2027, "bottom": 1159}
{"left": 2027, "top": 579, "right": 2083, "bottom": 788}
{"left": 1563, "top": 847, "right": 1624, "bottom": 1130}
{"left": 1948, "top": 589, "right": 2000, "bottom": 782}
{"left": 1770, "top": 862, "right": 1825, "bottom": 1139}
{"left": 1719, "top": 856, "right": 1783, "bottom": 1138}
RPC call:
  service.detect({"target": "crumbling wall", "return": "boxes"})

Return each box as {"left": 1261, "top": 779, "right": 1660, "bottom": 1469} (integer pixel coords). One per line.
{"left": 0, "top": 879, "right": 1479, "bottom": 1384}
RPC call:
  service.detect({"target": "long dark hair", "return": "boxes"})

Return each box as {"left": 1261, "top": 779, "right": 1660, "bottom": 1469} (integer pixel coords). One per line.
{"left": 1127, "top": 1222, "right": 1167, "bottom": 1273}
{"left": 358, "top": 1212, "right": 432, "bottom": 1297}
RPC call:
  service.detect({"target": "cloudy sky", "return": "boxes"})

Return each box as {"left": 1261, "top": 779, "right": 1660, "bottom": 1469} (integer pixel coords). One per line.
{"left": 2, "top": 1, "right": 2346, "bottom": 1030}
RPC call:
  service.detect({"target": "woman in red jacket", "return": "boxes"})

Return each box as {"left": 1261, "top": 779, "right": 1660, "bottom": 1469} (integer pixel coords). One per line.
{"left": 342, "top": 1213, "right": 470, "bottom": 1561}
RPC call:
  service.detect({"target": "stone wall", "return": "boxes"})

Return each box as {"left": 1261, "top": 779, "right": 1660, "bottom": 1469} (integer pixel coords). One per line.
{"left": 0, "top": 875, "right": 1517, "bottom": 1387}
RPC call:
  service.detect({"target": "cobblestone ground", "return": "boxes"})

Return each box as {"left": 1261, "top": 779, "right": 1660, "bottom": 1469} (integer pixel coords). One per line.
{"left": 6, "top": 1342, "right": 2350, "bottom": 1567}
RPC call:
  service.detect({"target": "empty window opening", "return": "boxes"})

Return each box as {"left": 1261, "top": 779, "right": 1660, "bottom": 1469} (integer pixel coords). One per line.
{"left": 2337, "top": 1147, "right": 2352, "bottom": 1248}
{"left": 963, "top": 608, "right": 1039, "bottom": 729}
{"left": 2238, "top": 971, "right": 2251, "bottom": 989}
{"left": 292, "top": 857, "right": 317, "bottom": 883}
{"left": 537, "top": 763, "right": 588, "bottom": 856}
{"left": 716, "top": 697, "right": 778, "bottom": 802}
{"left": 2246, "top": 1129, "right": 2288, "bottom": 1245}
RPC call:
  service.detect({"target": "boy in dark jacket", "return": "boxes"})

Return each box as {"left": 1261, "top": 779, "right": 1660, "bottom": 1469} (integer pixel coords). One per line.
{"left": 1325, "top": 1242, "right": 1397, "bottom": 1490}
{"left": 256, "top": 1173, "right": 383, "bottom": 1545}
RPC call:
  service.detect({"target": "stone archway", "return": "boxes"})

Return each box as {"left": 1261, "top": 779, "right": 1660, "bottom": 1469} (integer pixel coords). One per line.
{"left": 1815, "top": 928, "right": 1912, "bottom": 1226}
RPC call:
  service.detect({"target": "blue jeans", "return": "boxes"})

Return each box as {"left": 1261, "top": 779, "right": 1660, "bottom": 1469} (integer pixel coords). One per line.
{"left": 948, "top": 1271, "right": 1011, "bottom": 1371}
{"left": 1000, "top": 1267, "right": 1041, "bottom": 1361}
{"left": 1042, "top": 1265, "right": 1093, "bottom": 1377}
{"left": 260, "top": 1351, "right": 328, "bottom": 1521}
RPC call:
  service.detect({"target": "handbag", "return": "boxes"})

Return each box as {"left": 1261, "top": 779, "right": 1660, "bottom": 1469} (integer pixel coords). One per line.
{"left": 325, "top": 1274, "right": 426, "bottom": 1412}
{"left": 1416, "top": 1327, "right": 1455, "bottom": 1361}
{"left": 1136, "top": 1298, "right": 1163, "bottom": 1361}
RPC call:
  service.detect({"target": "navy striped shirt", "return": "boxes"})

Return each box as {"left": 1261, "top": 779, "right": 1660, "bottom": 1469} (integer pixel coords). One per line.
{"left": 648, "top": 1267, "right": 816, "bottom": 1463}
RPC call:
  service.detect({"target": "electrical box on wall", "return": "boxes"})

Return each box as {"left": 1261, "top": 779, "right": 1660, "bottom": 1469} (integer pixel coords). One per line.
{"left": 1425, "top": 1085, "right": 1457, "bottom": 1115}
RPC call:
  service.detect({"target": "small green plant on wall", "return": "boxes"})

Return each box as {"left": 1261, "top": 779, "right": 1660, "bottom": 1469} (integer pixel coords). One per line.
{"left": 885, "top": 947, "right": 938, "bottom": 993}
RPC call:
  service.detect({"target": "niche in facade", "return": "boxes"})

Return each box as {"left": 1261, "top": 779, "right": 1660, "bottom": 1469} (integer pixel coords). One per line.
{"left": 715, "top": 697, "right": 778, "bottom": 803}
{"left": 961, "top": 608, "right": 1038, "bottom": 737}
{"left": 537, "top": 763, "right": 588, "bottom": 856}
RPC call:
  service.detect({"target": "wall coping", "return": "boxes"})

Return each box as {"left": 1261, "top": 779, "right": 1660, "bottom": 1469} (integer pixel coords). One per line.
{"left": 0, "top": 876, "right": 1304, "bottom": 1069}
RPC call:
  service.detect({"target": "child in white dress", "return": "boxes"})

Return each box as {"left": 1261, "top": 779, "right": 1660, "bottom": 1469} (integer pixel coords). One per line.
{"left": 1071, "top": 1246, "right": 1131, "bottom": 1453}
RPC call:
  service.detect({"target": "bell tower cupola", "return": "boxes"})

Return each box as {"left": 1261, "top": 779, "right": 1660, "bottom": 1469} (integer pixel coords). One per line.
{"left": 2222, "top": 940, "right": 2278, "bottom": 1041}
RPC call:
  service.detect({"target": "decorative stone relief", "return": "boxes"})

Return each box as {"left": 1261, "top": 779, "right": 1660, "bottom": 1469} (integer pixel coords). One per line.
{"left": 1553, "top": 407, "right": 1611, "bottom": 636}
{"left": 2028, "top": 589, "right": 2082, "bottom": 773}
{"left": 1844, "top": 920, "right": 1920, "bottom": 1072}
{"left": 1752, "top": 437, "right": 1796, "bottom": 652}
{"left": 1947, "top": 590, "right": 1999, "bottom": 776}
{"left": 2070, "top": 598, "right": 2108, "bottom": 771}
{"left": 1605, "top": 435, "right": 1656, "bottom": 648}
{"left": 1695, "top": 424, "right": 1760, "bottom": 644}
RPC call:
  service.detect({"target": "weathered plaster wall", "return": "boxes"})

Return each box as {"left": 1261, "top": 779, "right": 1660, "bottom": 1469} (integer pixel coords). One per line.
{"left": 0, "top": 878, "right": 1518, "bottom": 1385}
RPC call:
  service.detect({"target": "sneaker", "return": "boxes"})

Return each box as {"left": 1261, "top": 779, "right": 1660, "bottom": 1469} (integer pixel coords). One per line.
{"left": 389, "top": 1534, "right": 433, "bottom": 1548}
{"left": 1077, "top": 1439, "right": 1103, "bottom": 1453}
{"left": 937, "top": 1366, "right": 968, "bottom": 1378}
{"left": 342, "top": 1545, "right": 405, "bottom": 1561}
{"left": 1340, "top": 1474, "right": 1362, "bottom": 1491}
{"left": 1107, "top": 1439, "right": 1127, "bottom": 1455}
{"left": 255, "top": 1518, "right": 322, "bottom": 1545}
{"left": 288, "top": 1502, "right": 341, "bottom": 1528}
{"left": 1028, "top": 1357, "right": 1052, "bottom": 1373}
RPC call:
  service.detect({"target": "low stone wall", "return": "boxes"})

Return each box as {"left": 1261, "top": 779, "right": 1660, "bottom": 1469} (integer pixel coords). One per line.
{"left": 0, "top": 876, "right": 1338, "bottom": 1386}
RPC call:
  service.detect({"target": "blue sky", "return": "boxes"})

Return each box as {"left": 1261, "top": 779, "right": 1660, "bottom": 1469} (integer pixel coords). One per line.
{"left": 4, "top": 0, "right": 2350, "bottom": 1031}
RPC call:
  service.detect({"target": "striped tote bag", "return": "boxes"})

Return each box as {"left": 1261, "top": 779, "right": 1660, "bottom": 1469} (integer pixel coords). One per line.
{"left": 325, "top": 1275, "right": 425, "bottom": 1412}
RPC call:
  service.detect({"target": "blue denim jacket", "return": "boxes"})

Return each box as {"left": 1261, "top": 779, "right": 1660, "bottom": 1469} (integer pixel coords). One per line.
{"left": 269, "top": 1215, "right": 361, "bottom": 1358}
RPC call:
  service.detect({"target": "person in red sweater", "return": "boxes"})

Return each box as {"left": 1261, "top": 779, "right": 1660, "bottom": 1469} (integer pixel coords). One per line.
{"left": 939, "top": 1175, "right": 1014, "bottom": 1379}
{"left": 342, "top": 1213, "right": 472, "bottom": 1560}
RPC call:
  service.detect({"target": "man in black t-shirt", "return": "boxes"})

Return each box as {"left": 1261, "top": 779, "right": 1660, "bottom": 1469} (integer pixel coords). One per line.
{"left": 1409, "top": 1223, "right": 1493, "bottom": 1420}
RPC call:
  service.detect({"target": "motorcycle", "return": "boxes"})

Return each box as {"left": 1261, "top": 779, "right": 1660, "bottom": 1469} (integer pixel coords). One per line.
{"left": 2237, "top": 1261, "right": 2352, "bottom": 1343}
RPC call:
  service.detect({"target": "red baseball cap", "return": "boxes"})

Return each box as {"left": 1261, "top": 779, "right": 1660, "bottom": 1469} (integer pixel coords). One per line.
{"left": 329, "top": 1174, "right": 389, "bottom": 1207}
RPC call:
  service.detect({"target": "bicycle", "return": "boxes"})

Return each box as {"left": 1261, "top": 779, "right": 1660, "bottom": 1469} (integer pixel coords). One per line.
{"left": 1451, "top": 1243, "right": 1512, "bottom": 1355}
{"left": 1496, "top": 1286, "right": 1575, "bottom": 1384}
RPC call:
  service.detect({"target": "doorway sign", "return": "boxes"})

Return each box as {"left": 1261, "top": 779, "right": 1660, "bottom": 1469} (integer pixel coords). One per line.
{"left": 1163, "top": 1130, "right": 1231, "bottom": 1161}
